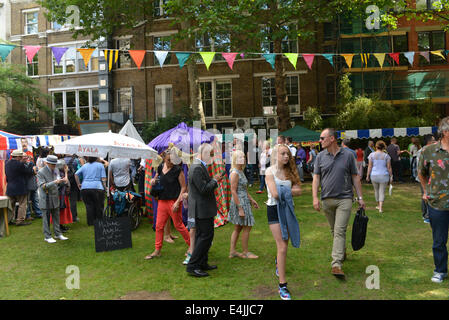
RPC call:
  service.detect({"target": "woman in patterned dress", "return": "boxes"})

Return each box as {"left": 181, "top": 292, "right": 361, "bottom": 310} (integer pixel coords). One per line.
{"left": 228, "top": 150, "right": 260, "bottom": 259}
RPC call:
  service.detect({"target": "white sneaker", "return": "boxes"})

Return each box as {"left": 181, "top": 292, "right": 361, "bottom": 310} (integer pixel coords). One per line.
{"left": 45, "top": 237, "right": 56, "bottom": 243}
{"left": 56, "top": 235, "right": 68, "bottom": 240}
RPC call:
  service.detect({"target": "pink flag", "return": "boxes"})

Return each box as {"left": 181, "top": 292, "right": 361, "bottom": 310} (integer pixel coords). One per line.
{"left": 222, "top": 52, "right": 238, "bottom": 70}
{"left": 302, "top": 54, "right": 315, "bottom": 70}
{"left": 24, "top": 45, "right": 41, "bottom": 64}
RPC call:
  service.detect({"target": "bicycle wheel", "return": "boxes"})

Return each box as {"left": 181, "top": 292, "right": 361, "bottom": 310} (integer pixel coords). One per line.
{"left": 128, "top": 203, "right": 141, "bottom": 231}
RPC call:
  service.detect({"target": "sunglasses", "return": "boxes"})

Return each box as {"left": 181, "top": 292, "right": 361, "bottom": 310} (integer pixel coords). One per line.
{"left": 320, "top": 136, "right": 327, "bottom": 140}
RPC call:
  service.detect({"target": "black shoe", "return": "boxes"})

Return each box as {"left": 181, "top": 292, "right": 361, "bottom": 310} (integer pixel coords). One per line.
{"left": 202, "top": 264, "right": 218, "bottom": 271}
{"left": 187, "top": 269, "right": 209, "bottom": 277}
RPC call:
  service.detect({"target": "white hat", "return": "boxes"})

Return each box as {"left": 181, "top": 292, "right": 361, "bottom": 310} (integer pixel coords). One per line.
{"left": 45, "top": 155, "right": 58, "bottom": 165}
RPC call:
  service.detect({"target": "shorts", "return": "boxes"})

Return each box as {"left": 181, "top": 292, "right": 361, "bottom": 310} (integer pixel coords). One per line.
{"left": 267, "top": 205, "right": 279, "bottom": 225}
{"left": 187, "top": 217, "right": 195, "bottom": 230}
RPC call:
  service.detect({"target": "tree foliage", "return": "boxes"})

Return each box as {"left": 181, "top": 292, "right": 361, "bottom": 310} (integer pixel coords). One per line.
{"left": 0, "top": 63, "right": 51, "bottom": 134}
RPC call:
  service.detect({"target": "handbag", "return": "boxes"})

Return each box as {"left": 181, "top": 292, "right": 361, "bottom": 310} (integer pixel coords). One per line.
{"left": 150, "top": 176, "right": 164, "bottom": 198}
{"left": 351, "top": 207, "right": 369, "bottom": 251}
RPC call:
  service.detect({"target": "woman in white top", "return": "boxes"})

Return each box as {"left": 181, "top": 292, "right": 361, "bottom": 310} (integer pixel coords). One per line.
{"left": 257, "top": 140, "right": 270, "bottom": 194}
{"left": 366, "top": 140, "right": 393, "bottom": 213}
{"left": 265, "top": 144, "right": 301, "bottom": 300}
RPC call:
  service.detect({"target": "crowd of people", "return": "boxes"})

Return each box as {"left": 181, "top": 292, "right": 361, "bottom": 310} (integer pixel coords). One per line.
{"left": 3, "top": 117, "right": 449, "bottom": 300}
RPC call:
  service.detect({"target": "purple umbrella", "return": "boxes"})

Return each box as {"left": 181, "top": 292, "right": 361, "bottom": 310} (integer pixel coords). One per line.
{"left": 148, "top": 122, "right": 215, "bottom": 154}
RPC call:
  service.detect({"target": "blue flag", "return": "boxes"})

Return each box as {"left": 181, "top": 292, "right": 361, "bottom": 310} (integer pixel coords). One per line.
{"left": 263, "top": 54, "right": 276, "bottom": 69}
{"left": 322, "top": 54, "right": 334, "bottom": 67}
{"left": 175, "top": 52, "right": 191, "bottom": 69}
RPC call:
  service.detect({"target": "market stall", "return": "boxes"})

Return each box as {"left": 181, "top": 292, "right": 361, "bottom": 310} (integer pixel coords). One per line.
{"left": 337, "top": 126, "right": 438, "bottom": 139}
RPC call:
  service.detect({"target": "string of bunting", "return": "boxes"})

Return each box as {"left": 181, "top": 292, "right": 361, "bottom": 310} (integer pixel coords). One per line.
{"left": 0, "top": 43, "right": 448, "bottom": 71}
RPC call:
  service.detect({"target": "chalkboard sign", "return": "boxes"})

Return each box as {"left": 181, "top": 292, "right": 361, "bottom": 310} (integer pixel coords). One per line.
{"left": 94, "top": 217, "right": 132, "bottom": 252}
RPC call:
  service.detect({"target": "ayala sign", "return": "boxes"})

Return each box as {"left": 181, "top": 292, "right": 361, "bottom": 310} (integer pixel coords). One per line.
{"left": 77, "top": 145, "right": 99, "bottom": 154}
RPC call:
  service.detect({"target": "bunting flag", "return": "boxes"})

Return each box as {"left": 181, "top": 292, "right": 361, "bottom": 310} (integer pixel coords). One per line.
{"left": 341, "top": 54, "right": 354, "bottom": 68}
{"left": 419, "top": 51, "right": 430, "bottom": 63}
{"left": 0, "top": 44, "right": 16, "bottom": 61}
{"left": 360, "top": 53, "right": 370, "bottom": 67}
{"left": 24, "top": 45, "right": 41, "bottom": 64}
{"left": 388, "top": 52, "right": 400, "bottom": 65}
{"left": 222, "top": 52, "right": 238, "bottom": 70}
{"left": 403, "top": 51, "right": 415, "bottom": 66}
{"left": 444, "top": 50, "right": 449, "bottom": 57}
{"left": 302, "top": 54, "right": 315, "bottom": 70}
{"left": 175, "top": 52, "right": 191, "bottom": 69}
{"left": 154, "top": 51, "right": 169, "bottom": 67}
{"left": 77, "top": 48, "right": 95, "bottom": 68}
{"left": 128, "top": 50, "right": 146, "bottom": 69}
{"left": 240, "top": 53, "right": 245, "bottom": 59}
{"left": 322, "top": 53, "right": 334, "bottom": 66}
{"left": 263, "top": 54, "right": 276, "bottom": 69}
{"left": 284, "top": 53, "right": 298, "bottom": 69}
{"left": 103, "top": 49, "right": 119, "bottom": 71}
{"left": 199, "top": 52, "right": 216, "bottom": 70}
{"left": 431, "top": 50, "right": 446, "bottom": 60}
{"left": 373, "top": 53, "right": 386, "bottom": 68}
{"left": 51, "top": 47, "right": 69, "bottom": 65}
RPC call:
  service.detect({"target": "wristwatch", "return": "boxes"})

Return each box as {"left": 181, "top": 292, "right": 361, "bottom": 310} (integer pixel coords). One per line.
{"left": 357, "top": 196, "right": 363, "bottom": 200}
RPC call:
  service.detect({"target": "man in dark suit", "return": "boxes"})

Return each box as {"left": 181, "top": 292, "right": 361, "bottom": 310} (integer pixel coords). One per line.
{"left": 186, "top": 143, "right": 223, "bottom": 277}
{"left": 5, "top": 150, "right": 34, "bottom": 226}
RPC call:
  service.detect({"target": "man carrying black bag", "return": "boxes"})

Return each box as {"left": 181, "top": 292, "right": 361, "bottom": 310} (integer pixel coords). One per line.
{"left": 312, "top": 128, "right": 366, "bottom": 278}
{"left": 352, "top": 207, "right": 369, "bottom": 251}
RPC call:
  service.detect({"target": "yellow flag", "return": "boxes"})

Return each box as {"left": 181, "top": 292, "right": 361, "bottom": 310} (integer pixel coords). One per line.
{"left": 103, "top": 49, "right": 119, "bottom": 71}
{"left": 360, "top": 53, "right": 370, "bottom": 67}
{"left": 340, "top": 54, "right": 354, "bottom": 68}
{"left": 373, "top": 53, "right": 386, "bottom": 68}
{"left": 77, "top": 48, "right": 95, "bottom": 68}
{"left": 431, "top": 50, "right": 446, "bottom": 60}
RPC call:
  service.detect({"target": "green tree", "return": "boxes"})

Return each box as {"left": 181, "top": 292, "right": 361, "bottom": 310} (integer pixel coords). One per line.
{"left": 0, "top": 63, "right": 51, "bottom": 134}
{"left": 302, "top": 106, "right": 323, "bottom": 130}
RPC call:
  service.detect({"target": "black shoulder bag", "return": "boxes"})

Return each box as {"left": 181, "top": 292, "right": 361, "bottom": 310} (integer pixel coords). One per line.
{"left": 351, "top": 207, "right": 369, "bottom": 251}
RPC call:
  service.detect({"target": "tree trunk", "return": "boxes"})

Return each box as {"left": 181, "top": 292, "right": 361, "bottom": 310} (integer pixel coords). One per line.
{"left": 181, "top": 20, "right": 206, "bottom": 130}
{"left": 274, "top": 39, "right": 291, "bottom": 132}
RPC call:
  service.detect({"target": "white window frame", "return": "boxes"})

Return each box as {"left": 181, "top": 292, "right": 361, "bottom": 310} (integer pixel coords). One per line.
{"left": 26, "top": 52, "right": 38, "bottom": 77}
{"left": 153, "top": 36, "right": 173, "bottom": 66}
{"left": 261, "top": 75, "right": 300, "bottom": 116}
{"left": 51, "top": 42, "right": 98, "bottom": 75}
{"left": 51, "top": 87, "right": 99, "bottom": 125}
{"left": 195, "top": 33, "right": 231, "bottom": 62}
{"left": 155, "top": 84, "right": 173, "bottom": 120}
{"left": 260, "top": 25, "right": 298, "bottom": 54}
{"left": 24, "top": 9, "right": 39, "bottom": 35}
{"left": 115, "top": 38, "right": 132, "bottom": 69}
{"left": 115, "top": 87, "right": 133, "bottom": 115}
{"left": 153, "top": 0, "right": 169, "bottom": 18}
{"left": 200, "top": 79, "right": 233, "bottom": 119}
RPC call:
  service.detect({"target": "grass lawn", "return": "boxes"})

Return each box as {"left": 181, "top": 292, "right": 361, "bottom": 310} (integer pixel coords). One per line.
{"left": 0, "top": 181, "right": 447, "bottom": 300}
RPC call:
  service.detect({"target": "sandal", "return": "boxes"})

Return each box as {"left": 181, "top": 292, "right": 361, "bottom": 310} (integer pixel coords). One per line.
{"left": 144, "top": 252, "right": 161, "bottom": 260}
{"left": 243, "top": 252, "right": 259, "bottom": 259}
{"left": 170, "top": 234, "right": 179, "bottom": 240}
{"left": 229, "top": 252, "right": 244, "bottom": 258}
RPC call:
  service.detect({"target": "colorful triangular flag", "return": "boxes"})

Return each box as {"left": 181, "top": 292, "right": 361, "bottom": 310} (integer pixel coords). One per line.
{"left": 24, "top": 45, "right": 41, "bottom": 64}
{"left": 360, "top": 53, "right": 370, "bottom": 67}
{"left": 51, "top": 47, "right": 69, "bottom": 65}
{"left": 322, "top": 54, "right": 334, "bottom": 67}
{"left": 77, "top": 48, "right": 95, "bottom": 68}
{"left": 0, "top": 44, "right": 16, "bottom": 61}
{"left": 431, "top": 50, "right": 446, "bottom": 60}
{"left": 154, "top": 51, "right": 169, "bottom": 67}
{"left": 175, "top": 52, "right": 191, "bottom": 69}
{"left": 263, "top": 54, "right": 276, "bottom": 69}
{"left": 222, "top": 52, "right": 238, "bottom": 70}
{"left": 403, "top": 51, "right": 415, "bottom": 66}
{"left": 388, "top": 52, "right": 400, "bottom": 65}
{"left": 103, "top": 49, "right": 119, "bottom": 71}
{"left": 284, "top": 53, "right": 298, "bottom": 69}
{"left": 340, "top": 54, "right": 354, "bottom": 68}
{"left": 373, "top": 53, "right": 386, "bottom": 68}
{"left": 128, "top": 50, "right": 146, "bottom": 69}
{"left": 199, "top": 52, "right": 215, "bottom": 70}
{"left": 419, "top": 51, "right": 430, "bottom": 63}
{"left": 302, "top": 54, "right": 315, "bottom": 70}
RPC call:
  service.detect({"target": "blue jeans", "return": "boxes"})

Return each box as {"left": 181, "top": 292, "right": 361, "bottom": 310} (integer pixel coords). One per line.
{"left": 428, "top": 205, "right": 449, "bottom": 274}
{"left": 296, "top": 163, "right": 304, "bottom": 182}
{"left": 259, "top": 174, "right": 266, "bottom": 191}
{"left": 26, "top": 190, "right": 42, "bottom": 218}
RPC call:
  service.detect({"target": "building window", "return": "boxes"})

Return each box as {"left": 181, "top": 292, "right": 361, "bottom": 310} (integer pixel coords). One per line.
{"left": 200, "top": 80, "right": 232, "bottom": 118}
{"left": 262, "top": 76, "right": 299, "bottom": 115}
{"left": 261, "top": 26, "right": 298, "bottom": 54}
{"left": 24, "top": 11, "right": 38, "bottom": 35}
{"left": 153, "top": 0, "right": 169, "bottom": 18}
{"left": 52, "top": 89, "right": 99, "bottom": 125}
{"left": 418, "top": 31, "right": 446, "bottom": 65}
{"left": 155, "top": 85, "right": 173, "bottom": 119}
{"left": 195, "top": 33, "right": 231, "bottom": 62}
{"left": 26, "top": 53, "right": 38, "bottom": 77}
{"left": 115, "top": 88, "right": 133, "bottom": 117}
{"left": 52, "top": 44, "right": 98, "bottom": 74}
{"left": 116, "top": 39, "right": 132, "bottom": 69}
{"left": 153, "top": 37, "right": 172, "bottom": 65}
{"left": 416, "top": 0, "right": 442, "bottom": 10}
